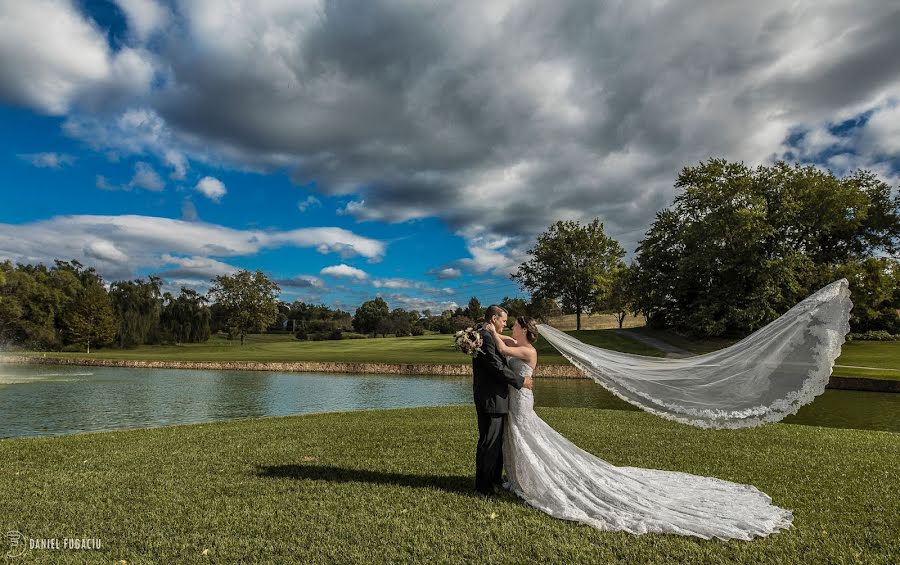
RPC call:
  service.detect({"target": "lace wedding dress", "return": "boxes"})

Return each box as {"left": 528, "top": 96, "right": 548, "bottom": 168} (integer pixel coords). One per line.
{"left": 502, "top": 355, "right": 794, "bottom": 541}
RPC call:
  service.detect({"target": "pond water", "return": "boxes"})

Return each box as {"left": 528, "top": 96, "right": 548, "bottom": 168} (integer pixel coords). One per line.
{"left": 0, "top": 363, "right": 896, "bottom": 438}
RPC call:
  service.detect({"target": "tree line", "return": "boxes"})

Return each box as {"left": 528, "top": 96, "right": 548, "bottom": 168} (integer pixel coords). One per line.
{"left": 514, "top": 159, "right": 900, "bottom": 336}
{"left": 0, "top": 260, "right": 547, "bottom": 350}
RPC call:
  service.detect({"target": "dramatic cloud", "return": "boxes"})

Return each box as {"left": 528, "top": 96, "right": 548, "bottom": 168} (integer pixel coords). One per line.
{"left": 3, "top": 0, "right": 899, "bottom": 275}
{"left": 320, "top": 264, "right": 369, "bottom": 280}
{"left": 0, "top": 0, "right": 155, "bottom": 114}
{"left": 195, "top": 175, "right": 226, "bottom": 202}
{"left": 0, "top": 214, "right": 386, "bottom": 283}
{"left": 16, "top": 152, "right": 76, "bottom": 168}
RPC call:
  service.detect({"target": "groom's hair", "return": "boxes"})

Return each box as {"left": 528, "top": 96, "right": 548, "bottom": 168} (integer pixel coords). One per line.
{"left": 484, "top": 305, "right": 507, "bottom": 322}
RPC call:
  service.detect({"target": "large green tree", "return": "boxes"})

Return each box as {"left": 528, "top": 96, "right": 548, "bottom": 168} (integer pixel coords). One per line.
{"left": 353, "top": 297, "right": 390, "bottom": 337}
{"left": 160, "top": 287, "right": 212, "bottom": 344}
{"left": 206, "top": 270, "right": 281, "bottom": 345}
{"left": 512, "top": 219, "right": 626, "bottom": 330}
{"left": 630, "top": 159, "right": 900, "bottom": 336}
{"left": 60, "top": 280, "right": 117, "bottom": 353}
{"left": 108, "top": 276, "right": 162, "bottom": 347}
{"left": 594, "top": 264, "right": 636, "bottom": 329}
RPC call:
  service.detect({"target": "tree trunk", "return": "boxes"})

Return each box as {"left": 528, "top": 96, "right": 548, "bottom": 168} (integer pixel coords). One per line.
{"left": 576, "top": 308, "right": 581, "bottom": 330}
{"left": 618, "top": 312, "right": 625, "bottom": 329}
{"left": 240, "top": 331, "right": 245, "bottom": 346}
{"left": 87, "top": 340, "right": 91, "bottom": 354}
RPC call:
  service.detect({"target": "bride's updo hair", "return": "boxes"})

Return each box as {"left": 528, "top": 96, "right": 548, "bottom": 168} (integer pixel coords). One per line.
{"left": 517, "top": 316, "right": 539, "bottom": 343}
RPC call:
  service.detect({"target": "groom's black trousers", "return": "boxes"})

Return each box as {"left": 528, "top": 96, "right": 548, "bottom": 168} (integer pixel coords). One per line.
{"left": 475, "top": 410, "right": 506, "bottom": 494}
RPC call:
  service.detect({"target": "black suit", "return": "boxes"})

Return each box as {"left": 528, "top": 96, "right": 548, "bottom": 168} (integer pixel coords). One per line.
{"left": 472, "top": 326, "right": 525, "bottom": 495}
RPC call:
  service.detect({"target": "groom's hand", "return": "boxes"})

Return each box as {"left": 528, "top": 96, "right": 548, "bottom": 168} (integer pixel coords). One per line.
{"left": 523, "top": 376, "right": 534, "bottom": 390}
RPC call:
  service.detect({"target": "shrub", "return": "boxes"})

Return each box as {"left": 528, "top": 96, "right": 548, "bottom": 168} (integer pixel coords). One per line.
{"left": 847, "top": 331, "right": 900, "bottom": 341}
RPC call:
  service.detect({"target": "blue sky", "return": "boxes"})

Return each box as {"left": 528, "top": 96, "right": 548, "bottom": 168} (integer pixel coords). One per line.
{"left": 1, "top": 1, "right": 898, "bottom": 312}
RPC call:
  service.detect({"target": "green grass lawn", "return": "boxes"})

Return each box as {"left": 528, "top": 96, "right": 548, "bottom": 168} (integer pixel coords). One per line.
{"left": 0, "top": 406, "right": 896, "bottom": 563}
{"left": 13, "top": 330, "right": 662, "bottom": 365}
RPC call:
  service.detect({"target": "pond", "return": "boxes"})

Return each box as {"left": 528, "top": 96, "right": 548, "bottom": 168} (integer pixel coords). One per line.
{"left": 1, "top": 363, "right": 896, "bottom": 438}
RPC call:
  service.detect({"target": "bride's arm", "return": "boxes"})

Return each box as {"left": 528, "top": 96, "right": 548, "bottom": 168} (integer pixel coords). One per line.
{"left": 488, "top": 325, "right": 533, "bottom": 362}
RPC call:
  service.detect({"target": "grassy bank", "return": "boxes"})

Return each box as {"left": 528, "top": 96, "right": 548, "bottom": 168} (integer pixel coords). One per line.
{"left": 0, "top": 406, "right": 896, "bottom": 563}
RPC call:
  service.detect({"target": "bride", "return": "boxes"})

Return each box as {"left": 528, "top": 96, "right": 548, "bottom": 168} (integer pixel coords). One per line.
{"left": 485, "top": 316, "right": 795, "bottom": 541}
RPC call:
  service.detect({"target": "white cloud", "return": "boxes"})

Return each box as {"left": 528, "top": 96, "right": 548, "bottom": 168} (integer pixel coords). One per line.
{"left": 195, "top": 176, "right": 226, "bottom": 202}
{"left": 114, "top": 0, "right": 170, "bottom": 42}
{"left": 16, "top": 152, "right": 76, "bottom": 168}
{"left": 0, "top": 1, "right": 156, "bottom": 114}
{"left": 155, "top": 253, "right": 239, "bottom": 279}
{"left": 320, "top": 264, "right": 369, "bottom": 280}
{"left": 0, "top": 0, "right": 110, "bottom": 114}
{"left": 84, "top": 239, "right": 129, "bottom": 263}
{"left": 428, "top": 267, "right": 462, "bottom": 280}
{"left": 131, "top": 161, "right": 165, "bottom": 191}
{"left": 297, "top": 195, "right": 321, "bottom": 212}
{"left": 0, "top": 214, "right": 387, "bottom": 283}
{"left": 372, "top": 278, "right": 416, "bottom": 289}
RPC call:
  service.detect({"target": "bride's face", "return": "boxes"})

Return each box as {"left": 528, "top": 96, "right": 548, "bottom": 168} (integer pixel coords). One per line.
{"left": 511, "top": 322, "right": 523, "bottom": 342}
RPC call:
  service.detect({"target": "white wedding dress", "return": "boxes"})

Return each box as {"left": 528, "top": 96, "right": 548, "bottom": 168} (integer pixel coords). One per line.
{"left": 502, "top": 355, "right": 793, "bottom": 541}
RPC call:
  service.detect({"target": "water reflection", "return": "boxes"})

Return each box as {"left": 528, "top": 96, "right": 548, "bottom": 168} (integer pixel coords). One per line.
{"left": 0, "top": 363, "right": 896, "bottom": 438}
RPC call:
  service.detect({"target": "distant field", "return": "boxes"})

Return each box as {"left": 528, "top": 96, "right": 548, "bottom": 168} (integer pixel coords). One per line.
{"left": 10, "top": 330, "right": 662, "bottom": 365}
{"left": 9, "top": 327, "right": 896, "bottom": 379}
{"left": 547, "top": 313, "right": 645, "bottom": 330}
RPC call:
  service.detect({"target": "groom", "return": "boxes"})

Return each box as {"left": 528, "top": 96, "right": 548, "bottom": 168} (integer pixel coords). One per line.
{"left": 472, "top": 305, "right": 533, "bottom": 496}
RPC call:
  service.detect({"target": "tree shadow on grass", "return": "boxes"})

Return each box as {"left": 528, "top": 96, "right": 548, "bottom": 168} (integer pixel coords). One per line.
{"left": 255, "top": 464, "right": 480, "bottom": 497}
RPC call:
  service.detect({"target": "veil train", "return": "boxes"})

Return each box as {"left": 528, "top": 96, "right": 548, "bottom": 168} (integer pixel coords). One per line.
{"left": 537, "top": 278, "right": 853, "bottom": 429}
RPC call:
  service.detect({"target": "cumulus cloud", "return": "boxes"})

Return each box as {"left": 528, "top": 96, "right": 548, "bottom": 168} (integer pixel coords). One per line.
{"left": 0, "top": 0, "right": 156, "bottom": 114}
{"left": 3, "top": 0, "right": 900, "bottom": 274}
{"left": 195, "top": 175, "right": 226, "bottom": 202}
{"left": 320, "top": 264, "right": 369, "bottom": 280}
{"left": 16, "top": 152, "right": 76, "bottom": 168}
{"left": 0, "top": 214, "right": 386, "bottom": 283}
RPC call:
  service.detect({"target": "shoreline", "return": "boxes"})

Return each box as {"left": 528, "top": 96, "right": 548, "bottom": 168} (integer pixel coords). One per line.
{"left": 2, "top": 354, "right": 898, "bottom": 392}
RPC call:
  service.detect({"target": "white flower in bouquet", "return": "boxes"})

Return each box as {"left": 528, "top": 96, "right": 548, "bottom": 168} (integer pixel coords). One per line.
{"left": 454, "top": 325, "right": 484, "bottom": 357}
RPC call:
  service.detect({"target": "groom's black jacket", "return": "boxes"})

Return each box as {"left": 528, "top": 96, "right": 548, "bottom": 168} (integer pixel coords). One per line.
{"left": 472, "top": 326, "right": 525, "bottom": 414}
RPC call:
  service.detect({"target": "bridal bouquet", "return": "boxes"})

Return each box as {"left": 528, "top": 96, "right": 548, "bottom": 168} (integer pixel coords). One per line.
{"left": 454, "top": 325, "right": 484, "bottom": 357}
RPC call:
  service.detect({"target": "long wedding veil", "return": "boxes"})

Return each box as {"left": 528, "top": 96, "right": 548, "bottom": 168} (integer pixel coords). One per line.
{"left": 537, "top": 278, "right": 853, "bottom": 429}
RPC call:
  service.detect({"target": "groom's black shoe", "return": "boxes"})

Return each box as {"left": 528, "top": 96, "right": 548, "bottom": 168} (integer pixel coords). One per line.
{"left": 476, "top": 487, "right": 498, "bottom": 498}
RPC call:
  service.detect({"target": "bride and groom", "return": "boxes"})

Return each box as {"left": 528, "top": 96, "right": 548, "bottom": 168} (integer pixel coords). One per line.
{"left": 471, "top": 304, "right": 794, "bottom": 541}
